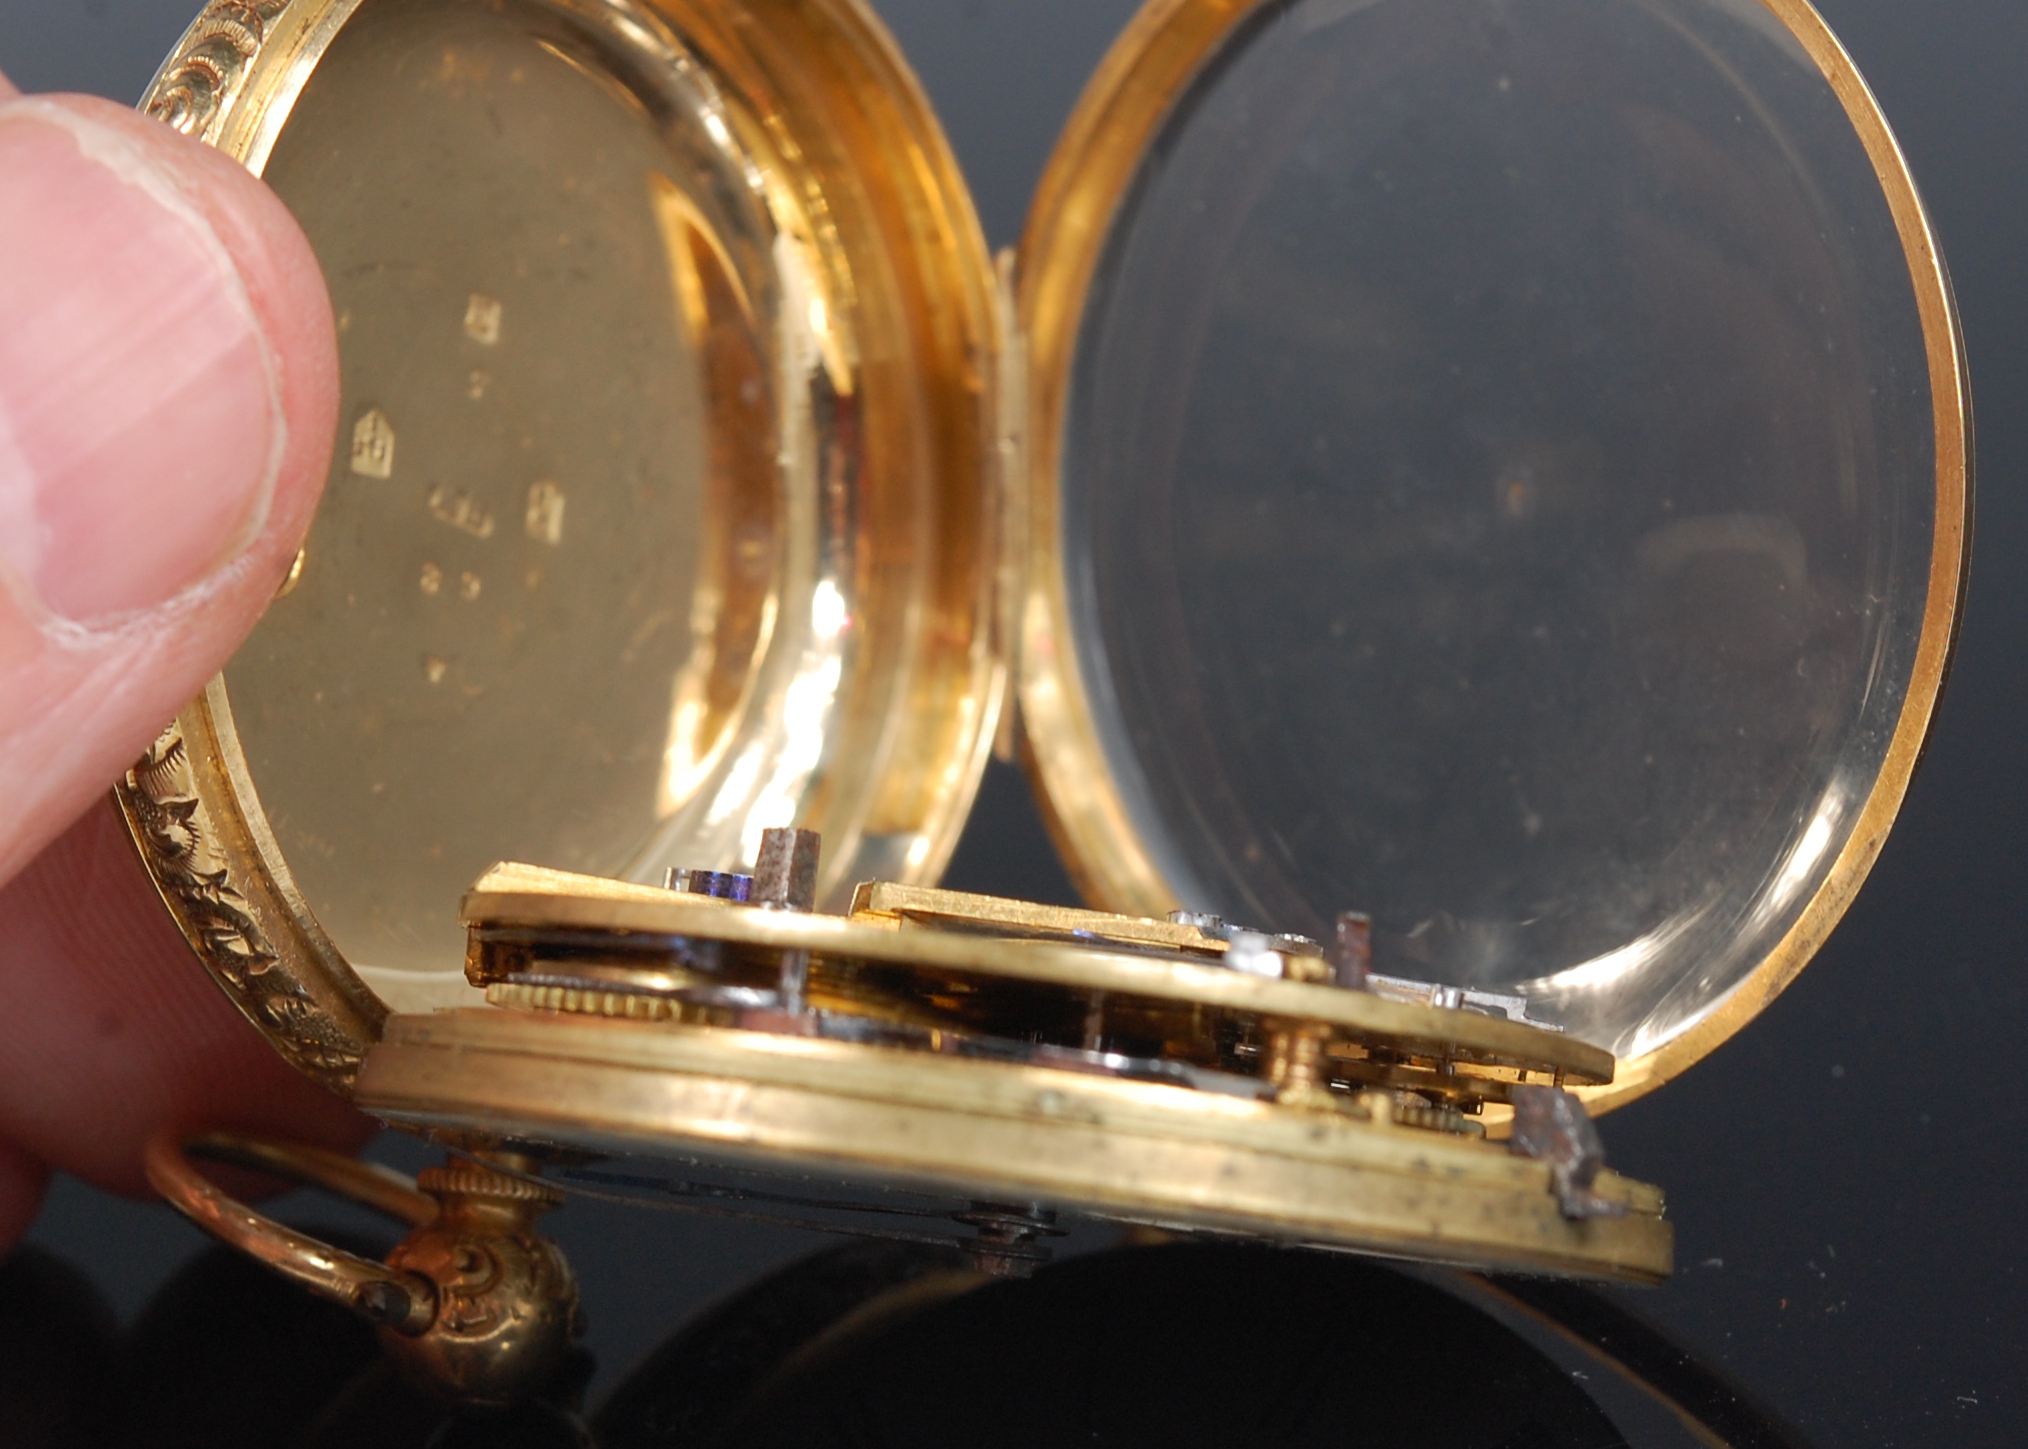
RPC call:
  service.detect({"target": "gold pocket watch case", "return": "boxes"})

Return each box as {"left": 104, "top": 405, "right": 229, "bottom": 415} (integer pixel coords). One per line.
{"left": 123, "top": 0, "right": 1966, "bottom": 1401}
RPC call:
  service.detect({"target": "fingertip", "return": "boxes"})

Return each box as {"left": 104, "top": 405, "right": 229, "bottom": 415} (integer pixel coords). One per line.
{"left": 0, "top": 96, "right": 339, "bottom": 884}
{"left": 124, "top": 98, "right": 340, "bottom": 564}
{"left": 15, "top": 95, "right": 340, "bottom": 609}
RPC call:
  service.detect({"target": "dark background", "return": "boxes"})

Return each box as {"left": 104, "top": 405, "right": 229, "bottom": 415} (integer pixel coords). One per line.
{"left": 4, "top": 1, "right": 2024, "bottom": 1444}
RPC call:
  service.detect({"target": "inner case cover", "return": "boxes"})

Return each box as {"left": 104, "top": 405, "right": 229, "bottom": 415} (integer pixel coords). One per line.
{"left": 1018, "top": 0, "right": 1967, "bottom": 1101}
{"left": 129, "top": 0, "right": 1001, "bottom": 1031}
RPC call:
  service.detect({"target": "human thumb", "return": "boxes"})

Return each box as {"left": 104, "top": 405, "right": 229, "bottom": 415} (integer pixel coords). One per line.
{"left": 0, "top": 88, "right": 337, "bottom": 889}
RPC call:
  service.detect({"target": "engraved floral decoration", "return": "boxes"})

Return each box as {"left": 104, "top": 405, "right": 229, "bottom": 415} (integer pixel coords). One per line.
{"left": 129, "top": 735, "right": 273, "bottom": 974}
{"left": 146, "top": 0, "right": 291, "bottom": 139}
{"left": 122, "top": 727, "right": 369, "bottom": 1086}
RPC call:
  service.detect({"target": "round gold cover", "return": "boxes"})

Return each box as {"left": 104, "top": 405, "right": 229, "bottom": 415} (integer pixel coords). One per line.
{"left": 121, "top": 0, "right": 1003, "bottom": 1080}
{"left": 1017, "top": 0, "right": 1969, "bottom": 1110}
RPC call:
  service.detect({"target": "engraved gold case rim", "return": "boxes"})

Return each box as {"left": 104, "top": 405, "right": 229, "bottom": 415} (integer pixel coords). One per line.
{"left": 118, "top": 0, "right": 1004, "bottom": 1090}
{"left": 354, "top": 1007, "right": 1675, "bottom": 1284}
{"left": 1011, "top": 0, "right": 1973, "bottom": 1116}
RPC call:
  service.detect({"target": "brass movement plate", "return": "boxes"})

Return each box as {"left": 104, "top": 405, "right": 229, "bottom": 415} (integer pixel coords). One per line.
{"left": 345, "top": 860, "right": 1670, "bottom": 1282}
{"left": 460, "top": 863, "right": 1616, "bottom": 1098}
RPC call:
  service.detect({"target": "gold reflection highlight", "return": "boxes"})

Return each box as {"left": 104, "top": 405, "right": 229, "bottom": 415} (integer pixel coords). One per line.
{"left": 651, "top": 170, "right": 778, "bottom": 815}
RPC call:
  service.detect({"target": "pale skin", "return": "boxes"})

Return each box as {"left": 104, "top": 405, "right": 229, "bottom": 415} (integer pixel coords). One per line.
{"left": 0, "top": 67, "right": 372, "bottom": 1252}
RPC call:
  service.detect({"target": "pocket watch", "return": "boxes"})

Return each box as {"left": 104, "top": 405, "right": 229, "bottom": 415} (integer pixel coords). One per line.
{"left": 123, "top": 0, "right": 1967, "bottom": 1405}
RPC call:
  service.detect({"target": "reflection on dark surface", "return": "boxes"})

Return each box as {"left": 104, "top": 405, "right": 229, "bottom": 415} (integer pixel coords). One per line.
{"left": 689, "top": 1243, "right": 1632, "bottom": 1448}
{"left": 1066, "top": 0, "right": 1937, "bottom": 1056}
{"left": 0, "top": 1235, "right": 1809, "bottom": 1448}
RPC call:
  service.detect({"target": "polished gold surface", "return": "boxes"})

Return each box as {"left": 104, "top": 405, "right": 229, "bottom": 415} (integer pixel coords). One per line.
{"left": 145, "top": 1131, "right": 438, "bottom": 1333}
{"left": 848, "top": 879, "right": 1228, "bottom": 952}
{"left": 145, "top": 0, "right": 364, "bottom": 163}
{"left": 123, "top": 0, "right": 1002, "bottom": 1070}
{"left": 1013, "top": 0, "right": 1248, "bottom": 927}
{"left": 1012, "top": 0, "right": 1971, "bottom": 1114}
{"left": 360, "top": 1009, "right": 1669, "bottom": 1283}
{"left": 147, "top": 1132, "right": 581, "bottom": 1405}
{"left": 1586, "top": 0, "right": 1972, "bottom": 1114}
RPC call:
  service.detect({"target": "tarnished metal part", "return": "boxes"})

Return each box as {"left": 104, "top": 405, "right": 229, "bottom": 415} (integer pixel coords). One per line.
{"left": 754, "top": 828, "right": 820, "bottom": 1012}
{"left": 379, "top": 1155, "right": 581, "bottom": 1404}
{"left": 956, "top": 1202, "right": 1062, "bottom": 1277}
{"left": 1331, "top": 912, "right": 1373, "bottom": 990}
{"left": 1508, "top": 1085, "right": 1628, "bottom": 1221}
{"left": 778, "top": 950, "right": 812, "bottom": 1016}
{"left": 664, "top": 867, "right": 753, "bottom": 901}
{"left": 754, "top": 827, "right": 822, "bottom": 912}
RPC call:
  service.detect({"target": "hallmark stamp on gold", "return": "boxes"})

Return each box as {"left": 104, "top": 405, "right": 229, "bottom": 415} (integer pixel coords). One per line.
{"left": 429, "top": 487, "right": 496, "bottom": 539}
{"left": 350, "top": 408, "right": 395, "bottom": 478}
{"left": 465, "top": 293, "right": 504, "bottom": 345}
{"left": 525, "top": 480, "right": 566, "bottom": 545}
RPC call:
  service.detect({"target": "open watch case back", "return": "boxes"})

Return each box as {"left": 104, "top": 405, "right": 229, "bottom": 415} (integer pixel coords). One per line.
{"left": 119, "top": 0, "right": 1967, "bottom": 1400}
